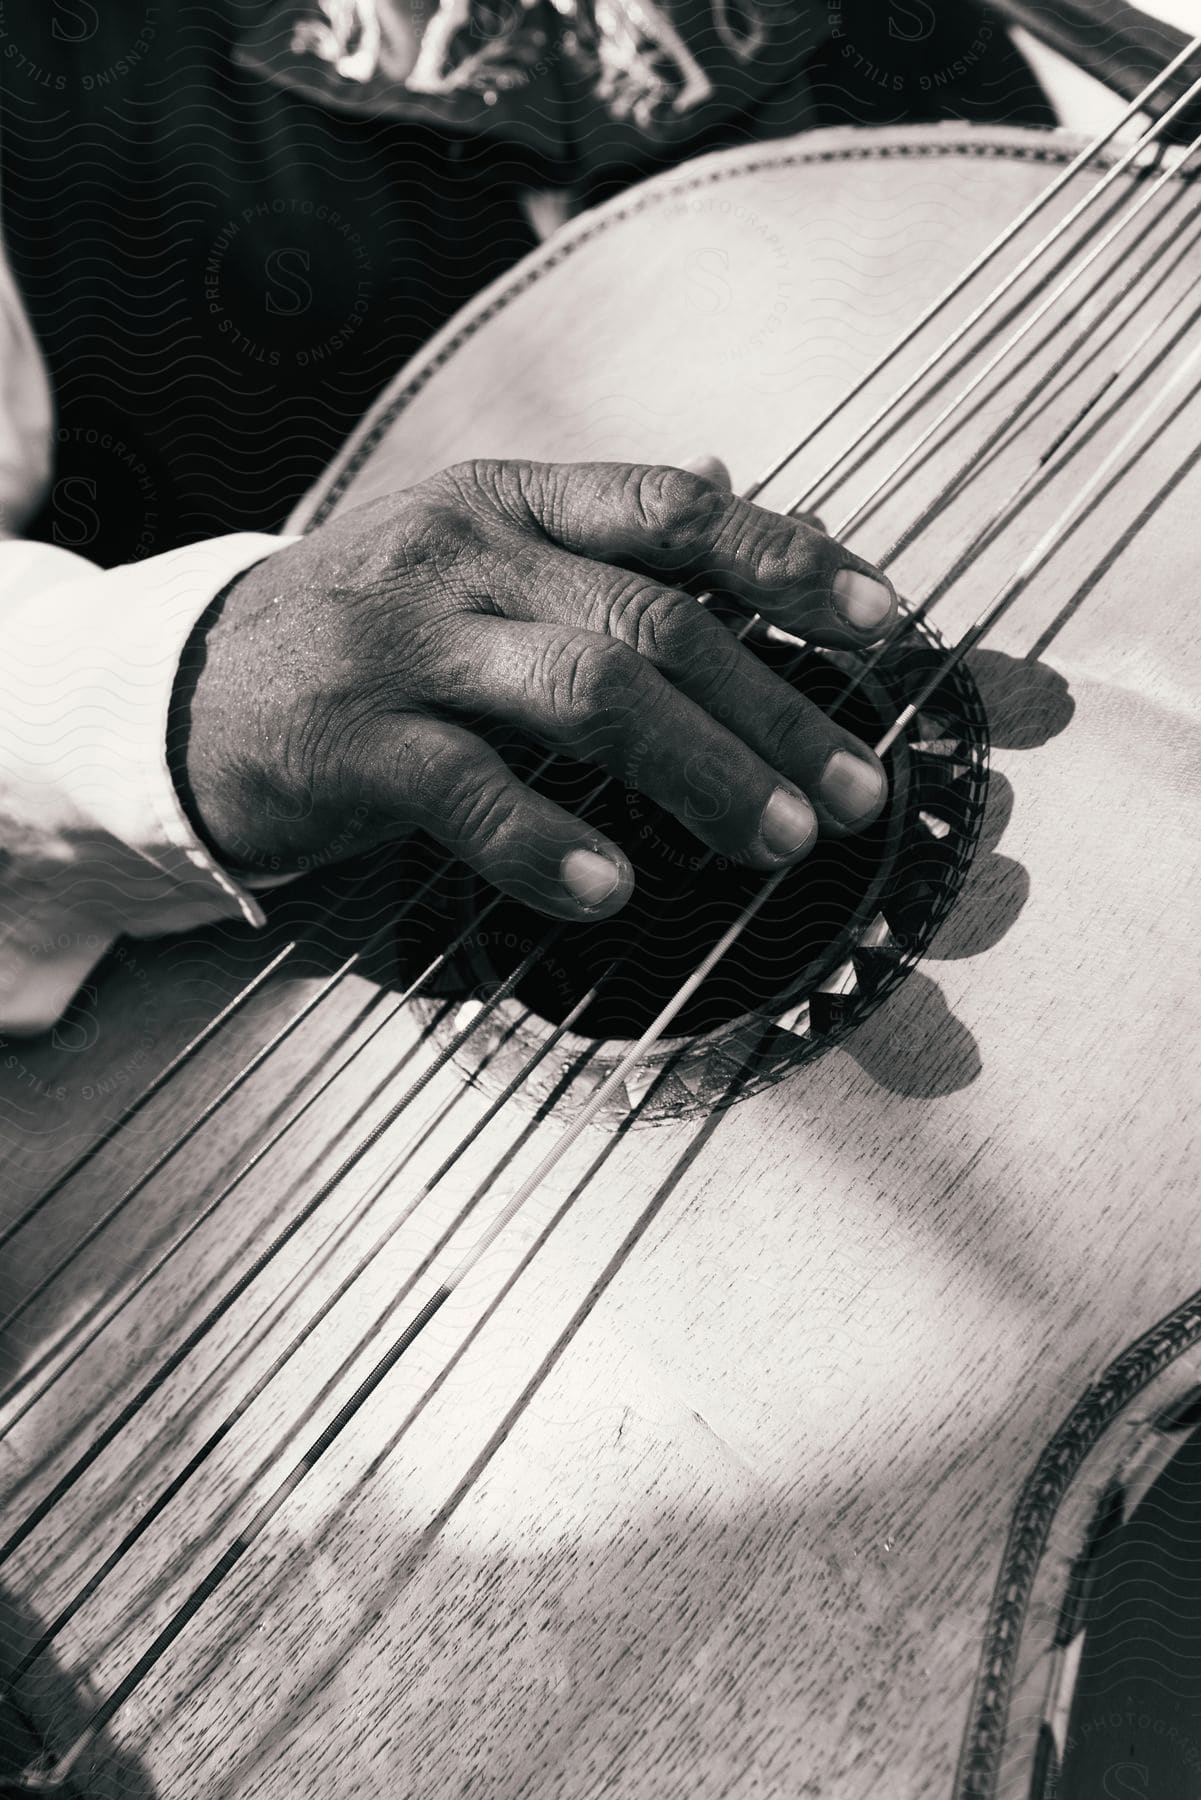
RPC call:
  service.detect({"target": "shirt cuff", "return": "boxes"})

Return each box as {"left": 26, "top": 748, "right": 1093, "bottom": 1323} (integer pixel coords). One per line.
{"left": 0, "top": 532, "right": 300, "bottom": 1032}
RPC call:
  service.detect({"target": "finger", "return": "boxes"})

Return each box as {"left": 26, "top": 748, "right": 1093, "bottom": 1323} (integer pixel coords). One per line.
{"left": 473, "top": 543, "right": 888, "bottom": 835}
{"left": 348, "top": 714, "right": 634, "bottom": 919}
{"left": 463, "top": 459, "right": 896, "bottom": 647}
{"left": 444, "top": 617, "right": 821, "bottom": 868}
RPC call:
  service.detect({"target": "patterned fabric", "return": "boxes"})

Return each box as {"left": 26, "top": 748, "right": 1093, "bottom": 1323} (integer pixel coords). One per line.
{"left": 233, "top": 0, "right": 822, "bottom": 171}
{"left": 289, "top": 0, "right": 763, "bottom": 124}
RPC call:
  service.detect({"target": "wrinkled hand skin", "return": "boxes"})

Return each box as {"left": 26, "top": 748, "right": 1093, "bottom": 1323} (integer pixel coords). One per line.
{"left": 181, "top": 458, "right": 898, "bottom": 919}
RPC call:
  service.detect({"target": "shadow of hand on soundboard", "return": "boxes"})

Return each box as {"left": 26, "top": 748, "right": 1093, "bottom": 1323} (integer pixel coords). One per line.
{"left": 837, "top": 652, "right": 1072, "bottom": 1099}
{"left": 837, "top": 771, "right": 1024, "bottom": 1099}
{"left": 839, "top": 967, "right": 984, "bottom": 1099}
{"left": 967, "top": 649, "right": 1075, "bottom": 750}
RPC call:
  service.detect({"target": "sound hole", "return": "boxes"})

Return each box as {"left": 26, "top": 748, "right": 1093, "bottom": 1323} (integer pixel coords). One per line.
{"left": 475, "top": 638, "right": 898, "bottom": 1040}
{"left": 401, "top": 618, "right": 989, "bottom": 1122}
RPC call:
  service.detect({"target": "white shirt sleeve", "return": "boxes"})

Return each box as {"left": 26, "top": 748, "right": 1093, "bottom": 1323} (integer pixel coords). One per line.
{"left": 0, "top": 226, "right": 299, "bottom": 1035}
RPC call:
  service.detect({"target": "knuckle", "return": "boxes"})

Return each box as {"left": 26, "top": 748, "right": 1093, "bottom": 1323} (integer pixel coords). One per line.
{"left": 435, "top": 754, "right": 519, "bottom": 846}
{"left": 739, "top": 516, "right": 824, "bottom": 597}
{"left": 544, "top": 633, "right": 637, "bottom": 720}
{"left": 284, "top": 695, "right": 344, "bottom": 791}
{"left": 329, "top": 707, "right": 410, "bottom": 799}
{"left": 625, "top": 464, "right": 728, "bottom": 549}
{"left": 601, "top": 574, "right": 685, "bottom": 651}
{"left": 390, "top": 491, "right": 476, "bottom": 580}
{"left": 623, "top": 584, "right": 701, "bottom": 668}
{"left": 401, "top": 493, "right": 461, "bottom": 546}
{"left": 438, "top": 458, "right": 546, "bottom": 530}
{"left": 435, "top": 458, "right": 504, "bottom": 507}
{"left": 758, "top": 689, "right": 820, "bottom": 769}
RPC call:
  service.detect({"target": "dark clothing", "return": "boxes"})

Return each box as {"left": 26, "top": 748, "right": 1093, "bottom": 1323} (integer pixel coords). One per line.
{"left": 1, "top": 4, "right": 540, "bottom": 564}
{"left": 0, "top": 1, "right": 1047, "bottom": 567}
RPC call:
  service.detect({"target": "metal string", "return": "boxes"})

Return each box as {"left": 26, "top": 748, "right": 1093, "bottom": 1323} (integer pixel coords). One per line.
{"left": 0, "top": 865, "right": 543, "bottom": 1356}
{"left": 465, "top": 157, "right": 1201, "bottom": 1302}
{"left": 0, "top": 920, "right": 396, "bottom": 1345}
{"left": 690, "top": 113, "right": 1201, "bottom": 716}
{"left": 744, "top": 30, "right": 1201, "bottom": 501}
{"left": 7, "top": 242, "right": 1183, "bottom": 1460}
{"left": 0, "top": 980, "right": 607, "bottom": 1697}
{"left": 831, "top": 228, "right": 1201, "bottom": 716}
{"left": 0, "top": 928, "right": 563, "bottom": 1574}
{"left": 0, "top": 863, "right": 404, "bottom": 1256}
{"left": 15, "top": 168, "right": 1191, "bottom": 1458}
{"left": 3, "top": 750, "right": 568, "bottom": 1279}
{"left": 746, "top": 45, "right": 1201, "bottom": 509}
{"left": 872, "top": 208, "right": 1201, "bottom": 573}
{"left": 874, "top": 324, "right": 1201, "bottom": 753}
{"left": 0, "top": 730, "right": 643, "bottom": 1506}
{"left": 0, "top": 941, "right": 298, "bottom": 1258}
{"left": 0, "top": 990, "right": 406, "bottom": 1430}
{"left": 808, "top": 115, "right": 1201, "bottom": 540}
{"left": 4, "top": 855, "right": 818, "bottom": 1793}
{"left": 12, "top": 45, "right": 1195, "bottom": 1255}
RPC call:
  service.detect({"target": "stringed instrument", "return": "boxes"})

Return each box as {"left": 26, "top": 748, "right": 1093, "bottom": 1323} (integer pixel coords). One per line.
{"left": 3, "top": 38, "right": 1201, "bottom": 1800}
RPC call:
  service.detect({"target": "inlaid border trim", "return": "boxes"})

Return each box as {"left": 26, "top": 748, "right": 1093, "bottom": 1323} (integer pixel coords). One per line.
{"left": 957, "top": 1291, "right": 1201, "bottom": 1797}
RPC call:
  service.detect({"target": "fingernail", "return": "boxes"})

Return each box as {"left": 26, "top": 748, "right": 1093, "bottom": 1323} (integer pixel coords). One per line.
{"left": 820, "top": 749, "right": 886, "bottom": 824}
{"left": 833, "top": 567, "right": 893, "bottom": 632}
{"left": 562, "top": 847, "right": 621, "bottom": 909}
{"left": 760, "top": 787, "right": 818, "bottom": 859}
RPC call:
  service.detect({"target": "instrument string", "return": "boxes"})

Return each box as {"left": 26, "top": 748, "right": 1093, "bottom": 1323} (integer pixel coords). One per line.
{"left": 5, "top": 843, "right": 874, "bottom": 1791}
{"left": 745, "top": 45, "right": 1201, "bottom": 510}
{"left": 809, "top": 114, "right": 1201, "bottom": 542}
{"left": 684, "top": 119, "right": 1201, "bottom": 737}
{"left": 0, "top": 860, "right": 401, "bottom": 1257}
{"left": 0, "top": 619, "right": 807, "bottom": 1688}
{"left": 9, "top": 350, "right": 1194, "bottom": 1800}
{"left": 266, "top": 170, "right": 1201, "bottom": 1470}
{"left": 0, "top": 982, "right": 608, "bottom": 1697}
{"left": 745, "top": 30, "right": 1201, "bottom": 502}
{"left": 10, "top": 93, "right": 1201, "bottom": 1788}
{"left": 0, "top": 914, "right": 412, "bottom": 1346}
{"left": 4, "top": 147, "right": 1188, "bottom": 1447}
{"left": 0, "top": 943, "right": 300, "bottom": 1259}
{"left": 3, "top": 727, "right": 784, "bottom": 1611}
{"left": 0, "top": 848, "right": 577, "bottom": 1357}
{"left": 867, "top": 201, "right": 1201, "bottom": 571}
{"left": 0, "top": 990, "right": 409, "bottom": 1429}
{"left": 827, "top": 207, "right": 1201, "bottom": 714}
{"left": 691, "top": 157, "right": 1201, "bottom": 815}
{"left": 3, "top": 743, "right": 599, "bottom": 1255}
{"left": 0, "top": 927, "right": 564, "bottom": 1574}
{"left": 2, "top": 225, "right": 1177, "bottom": 1397}
{"left": 0, "top": 854, "right": 422, "bottom": 1258}
{"left": 1, "top": 718, "right": 686, "bottom": 1518}
{"left": 874, "top": 323, "right": 1201, "bottom": 753}
{"left": 4, "top": 534, "right": 853, "bottom": 1617}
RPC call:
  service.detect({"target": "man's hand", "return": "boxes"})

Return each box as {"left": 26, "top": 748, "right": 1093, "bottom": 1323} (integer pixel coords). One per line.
{"left": 177, "top": 459, "right": 897, "bottom": 917}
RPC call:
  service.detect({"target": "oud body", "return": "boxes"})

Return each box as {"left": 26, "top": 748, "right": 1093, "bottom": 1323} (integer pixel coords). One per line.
{"left": 1, "top": 123, "right": 1199, "bottom": 1799}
